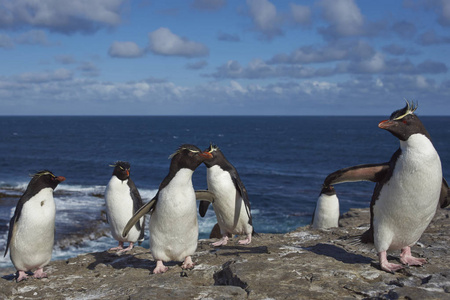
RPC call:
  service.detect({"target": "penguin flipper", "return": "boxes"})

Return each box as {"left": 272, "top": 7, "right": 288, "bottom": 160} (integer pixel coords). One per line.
{"left": 122, "top": 196, "right": 156, "bottom": 237}
{"left": 127, "top": 179, "right": 145, "bottom": 234}
{"left": 196, "top": 190, "right": 215, "bottom": 218}
{"left": 323, "top": 163, "right": 390, "bottom": 187}
{"left": 231, "top": 175, "right": 253, "bottom": 226}
{"left": 195, "top": 190, "right": 215, "bottom": 203}
{"left": 439, "top": 178, "right": 450, "bottom": 208}
{"left": 4, "top": 217, "right": 16, "bottom": 257}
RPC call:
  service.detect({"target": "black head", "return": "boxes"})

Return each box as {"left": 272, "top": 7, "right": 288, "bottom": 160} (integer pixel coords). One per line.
{"left": 378, "top": 100, "right": 430, "bottom": 141}
{"left": 111, "top": 161, "right": 131, "bottom": 181}
{"left": 169, "top": 144, "right": 213, "bottom": 171}
{"left": 203, "top": 144, "right": 225, "bottom": 168}
{"left": 28, "top": 170, "right": 65, "bottom": 191}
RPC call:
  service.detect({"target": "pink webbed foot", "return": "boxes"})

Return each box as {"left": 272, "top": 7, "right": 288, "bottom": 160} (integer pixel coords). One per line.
{"left": 33, "top": 268, "right": 48, "bottom": 279}
{"left": 181, "top": 256, "right": 195, "bottom": 270}
{"left": 153, "top": 260, "right": 168, "bottom": 274}
{"left": 16, "top": 271, "right": 28, "bottom": 282}
{"left": 211, "top": 235, "right": 228, "bottom": 247}
{"left": 379, "top": 251, "right": 404, "bottom": 273}
{"left": 400, "top": 246, "right": 427, "bottom": 266}
{"left": 238, "top": 234, "right": 252, "bottom": 245}
{"left": 117, "top": 242, "right": 134, "bottom": 254}
{"left": 109, "top": 241, "right": 124, "bottom": 251}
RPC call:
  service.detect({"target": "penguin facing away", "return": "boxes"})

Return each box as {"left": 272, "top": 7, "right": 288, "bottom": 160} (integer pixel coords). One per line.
{"left": 311, "top": 185, "right": 339, "bottom": 229}
{"left": 319, "top": 101, "right": 449, "bottom": 273}
{"left": 104, "top": 161, "right": 145, "bottom": 254}
{"left": 122, "top": 144, "right": 213, "bottom": 274}
{"left": 4, "top": 170, "right": 65, "bottom": 282}
{"left": 199, "top": 144, "right": 254, "bottom": 246}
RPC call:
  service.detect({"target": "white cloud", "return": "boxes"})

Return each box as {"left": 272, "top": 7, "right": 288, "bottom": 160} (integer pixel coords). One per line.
{"left": 148, "top": 27, "right": 209, "bottom": 58}
{"left": 0, "top": 0, "right": 125, "bottom": 34}
{"left": 108, "top": 41, "right": 144, "bottom": 58}
{"left": 246, "top": 0, "right": 282, "bottom": 40}
{"left": 319, "top": 0, "right": 364, "bottom": 37}
{"left": 18, "top": 69, "right": 73, "bottom": 83}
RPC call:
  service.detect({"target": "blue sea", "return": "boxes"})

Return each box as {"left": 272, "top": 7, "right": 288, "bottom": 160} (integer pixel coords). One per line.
{"left": 1, "top": 116, "right": 449, "bottom": 268}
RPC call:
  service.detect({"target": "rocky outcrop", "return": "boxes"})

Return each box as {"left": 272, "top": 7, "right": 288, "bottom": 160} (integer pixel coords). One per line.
{"left": 1, "top": 208, "right": 449, "bottom": 299}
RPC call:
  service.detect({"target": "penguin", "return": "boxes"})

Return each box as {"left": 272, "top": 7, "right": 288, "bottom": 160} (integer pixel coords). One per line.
{"left": 319, "top": 101, "right": 449, "bottom": 273}
{"left": 199, "top": 144, "right": 254, "bottom": 246}
{"left": 4, "top": 170, "right": 65, "bottom": 282}
{"left": 311, "top": 185, "right": 339, "bottom": 229}
{"left": 122, "top": 144, "right": 213, "bottom": 274}
{"left": 104, "top": 161, "right": 145, "bottom": 253}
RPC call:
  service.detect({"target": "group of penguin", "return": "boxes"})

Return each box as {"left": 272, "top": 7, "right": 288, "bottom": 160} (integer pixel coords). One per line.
{"left": 3, "top": 100, "right": 450, "bottom": 282}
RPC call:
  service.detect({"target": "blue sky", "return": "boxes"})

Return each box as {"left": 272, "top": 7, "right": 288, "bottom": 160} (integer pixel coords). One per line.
{"left": 1, "top": 0, "right": 450, "bottom": 115}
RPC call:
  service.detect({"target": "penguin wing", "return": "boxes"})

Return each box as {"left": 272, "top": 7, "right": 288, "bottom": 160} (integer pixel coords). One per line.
{"left": 323, "top": 163, "right": 390, "bottom": 187}
{"left": 195, "top": 190, "right": 215, "bottom": 218}
{"left": 122, "top": 195, "right": 156, "bottom": 238}
{"left": 4, "top": 195, "right": 28, "bottom": 257}
{"left": 440, "top": 178, "right": 450, "bottom": 208}
{"left": 4, "top": 216, "right": 16, "bottom": 257}
{"left": 230, "top": 170, "right": 253, "bottom": 225}
{"left": 127, "top": 179, "right": 145, "bottom": 236}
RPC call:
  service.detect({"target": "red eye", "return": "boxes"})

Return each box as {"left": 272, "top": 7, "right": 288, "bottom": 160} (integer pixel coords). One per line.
{"left": 402, "top": 120, "right": 407, "bottom": 124}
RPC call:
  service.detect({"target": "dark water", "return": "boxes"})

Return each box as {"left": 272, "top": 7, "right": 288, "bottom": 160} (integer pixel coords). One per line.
{"left": 0, "top": 116, "right": 449, "bottom": 267}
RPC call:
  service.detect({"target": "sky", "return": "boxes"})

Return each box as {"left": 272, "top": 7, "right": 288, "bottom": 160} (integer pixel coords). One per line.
{"left": 1, "top": 0, "right": 450, "bottom": 116}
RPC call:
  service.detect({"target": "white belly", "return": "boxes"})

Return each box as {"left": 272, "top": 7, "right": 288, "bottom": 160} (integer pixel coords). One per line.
{"left": 207, "top": 166, "right": 253, "bottom": 235}
{"left": 374, "top": 135, "right": 442, "bottom": 252}
{"left": 10, "top": 188, "right": 55, "bottom": 271}
{"left": 150, "top": 169, "right": 198, "bottom": 262}
{"left": 105, "top": 177, "right": 143, "bottom": 243}
{"left": 312, "top": 193, "right": 339, "bottom": 229}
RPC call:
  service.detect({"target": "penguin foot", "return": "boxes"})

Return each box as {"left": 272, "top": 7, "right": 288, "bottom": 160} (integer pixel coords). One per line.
{"left": 400, "top": 247, "right": 427, "bottom": 266}
{"left": 238, "top": 234, "right": 252, "bottom": 245}
{"left": 379, "top": 251, "right": 404, "bottom": 273}
{"left": 16, "top": 271, "right": 28, "bottom": 282}
{"left": 211, "top": 235, "right": 228, "bottom": 247}
{"left": 109, "top": 242, "right": 124, "bottom": 251}
{"left": 117, "top": 243, "right": 134, "bottom": 254}
{"left": 153, "top": 260, "right": 168, "bottom": 274}
{"left": 181, "top": 256, "right": 195, "bottom": 270}
{"left": 33, "top": 268, "right": 48, "bottom": 279}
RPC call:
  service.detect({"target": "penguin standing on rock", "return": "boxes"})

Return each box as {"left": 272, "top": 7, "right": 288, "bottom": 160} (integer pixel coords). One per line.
{"left": 199, "top": 144, "right": 254, "bottom": 246}
{"left": 311, "top": 185, "right": 339, "bottom": 229}
{"left": 123, "top": 144, "right": 213, "bottom": 274}
{"left": 318, "top": 101, "right": 449, "bottom": 273}
{"left": 105, "top": 161, "right": 145, "bottom": 253}
{"left": 4, "top": 170, "right": 65, "bottom": 282}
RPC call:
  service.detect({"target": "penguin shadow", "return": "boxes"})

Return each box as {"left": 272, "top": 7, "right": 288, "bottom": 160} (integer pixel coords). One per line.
{"left": 207, "top": 244, "right": 269, "bottom": 257}
{"left": 87, "top": 250, "right": 155, "bottom": 271}
{"left": 305, "top": 243, "right": 373, "bottom": 264}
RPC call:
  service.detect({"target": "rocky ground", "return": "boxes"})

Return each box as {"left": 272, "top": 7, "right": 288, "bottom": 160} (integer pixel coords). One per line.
{"left": 1, "top": 207, "right": 449, "bottom": 300}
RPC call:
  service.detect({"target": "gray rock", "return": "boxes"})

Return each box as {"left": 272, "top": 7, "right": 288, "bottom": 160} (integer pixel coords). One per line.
{"left": 1, "top": 208, "right": 449, "bottom": 299}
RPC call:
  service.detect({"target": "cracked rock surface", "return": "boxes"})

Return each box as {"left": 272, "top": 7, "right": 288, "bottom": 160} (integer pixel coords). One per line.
{"left": 1, "top": 208, "right": 449, "bottom": 299}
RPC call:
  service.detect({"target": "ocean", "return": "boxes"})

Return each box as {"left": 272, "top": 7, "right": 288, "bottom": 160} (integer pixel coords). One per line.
{"left": 1, "top": 116, "right": 449, "bottom": 268}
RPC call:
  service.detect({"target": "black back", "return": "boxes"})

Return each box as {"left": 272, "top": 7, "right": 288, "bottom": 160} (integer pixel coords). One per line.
{"left": 4, "top": 170, "right": 64, "bottom": 257}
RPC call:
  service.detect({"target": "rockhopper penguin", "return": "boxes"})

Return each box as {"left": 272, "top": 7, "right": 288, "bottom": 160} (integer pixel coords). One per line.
{"left": 318, "top": 101, "right": 449, "bottom": 273}
{"left": 4, "top": 170, "right": 65, "bottom": 282}
{"left": 199, "top": 144, "right": 254, "bottom": 246}
{"left": 122, "top": 144, "right": 213, "bottom": 274}
{"left": 105, "top": 161, "right": 145, "bottom": 253}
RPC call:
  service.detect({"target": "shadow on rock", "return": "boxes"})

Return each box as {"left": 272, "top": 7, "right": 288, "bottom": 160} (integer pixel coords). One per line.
{"left": 210, "top": 245, "right": 269, "bottom": 257}
{"left": 305, "top": 243, "right": 372, "bottom": 264}
{"left": 87, "top": 251, "right": 154, "bottom": 271}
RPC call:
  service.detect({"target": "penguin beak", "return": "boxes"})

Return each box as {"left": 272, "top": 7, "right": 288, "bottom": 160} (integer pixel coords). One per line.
{"left": 378, "top": 119, "right": 394, "bottom": 129}
{"left": 126, "top": 170, "right": 130, "bottom": 177}
{"left": 56, "top": 176, "right": 66, "bottom": 182}
{"left": 199, "top": 151, "right": 213, "bottom": 159}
